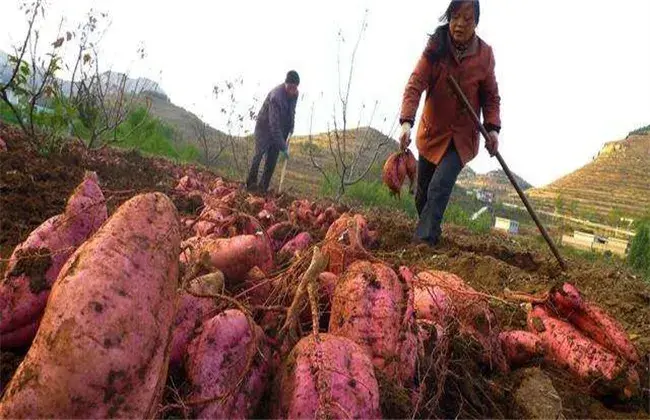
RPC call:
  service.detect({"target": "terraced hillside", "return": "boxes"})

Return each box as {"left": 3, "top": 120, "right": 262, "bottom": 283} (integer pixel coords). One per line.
{"left": 524, "top": 131, "right": 650, "bottom": 221}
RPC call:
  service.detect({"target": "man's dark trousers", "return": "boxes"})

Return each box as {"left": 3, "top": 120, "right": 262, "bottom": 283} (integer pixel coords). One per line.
{"left": 414, "top": 142, "right": 463, "bottom": 245}
{"left": 246, "top": 140, "right": 281, "bottom": 193}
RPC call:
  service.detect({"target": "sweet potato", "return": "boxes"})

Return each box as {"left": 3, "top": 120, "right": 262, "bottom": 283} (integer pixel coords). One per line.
{"left": 0, "top": 171, "right": 107, "bottom": 345}
{"left": 186, "top": 309, "right": 270, "bottom": 419}
{"left": 239, "top": 266, "right": 276, "bottom": 306}
{"left": 198, "top": 233, "right": 273, "bottom": 287}
{"left": 329, "top": 260, "right": 418, "bottom": 386}
{"left": 278, "top": 232, "right": 312, "bottom": 261}
{"left": 322, "top": 213, "right": 369, "bottom": 275}
{"left": 0, "top": 136, "right": 6, "bottom": 152}
{"left": 382, "top": 152, "right": 404, "bottom": 196}
{"left": 169, "top": 275, "right": 223, "bottom": 368}
{"left": 415, "top": 270, "right": 508, "bottom": 373}
{"left": 176, "top": 174, "right": 206, "bottom": 193}
{"left": 267, "top": 222, "right": 299, "bottom": 252}
{"left": 273, "top": 334, "right": 381, "bottom": 419}
{"left": 0, "top": 192, "right": 181, "bottom": 418}
{"left": 549, "top": 283, "right": 639, "bottom": 364}
{"left": 0, "top": 321, "right": 39, "bottom": 349}
{"left": 527, "top": 306, "right": 640, "bottom": 399}
{"left": 499, "top": 330, "right": 544, "bottom": 367}
{"left": 404, "top": 149, "right": 417, "bottom": 192}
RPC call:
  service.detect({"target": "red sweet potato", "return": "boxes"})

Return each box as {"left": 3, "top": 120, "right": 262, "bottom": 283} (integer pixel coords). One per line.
{"left": 176, "top": 174, "right": 206, "bottom": 193}
{"left": 527, "top": 306, "right": 640, "bottom": 399}
{"left": 273, "top": 334, "right": 381, "bottom": 419}
{"left": 404, "top": 149, "right": 417, "bottom": 192}
{"left": 382, "top": 152, "right": 404, "bottom": 196}
{"left": 0, "top": 192, "right": 181, "bottom": 418}
{"left": 267, "top": 222, "right": 299, "bottom": 252}
{"left": 278, "top": 232, "right": 312, "bottom": 261}
{"left": 499, "top": 330, "right": 545, "bottom": 367}
{"left": 198, "top": 233, "right": 273, "bottom": 287}
{"left": 185, "top": 309, "right": 270, "bottom": 419}
{"left": 329, "top": 260, "right": 418, "bottom": 386}
{"left": 415, "top": 270, "right": 508, "bottom": 373}
{"left": 0, "top": 321, "right": 39, "bottom": 349}
{"left": 239, "top": 266, "right": 276, "bottom": 306}
{"left": 0, "top": 171, "right": 107, "bottom": 346}
{"left": 322, "top": 213, "right": 369, "bottom": 275}
{"left": 549, "top": 283, "right": 639, "bottom": 364}
{"left": 169, "top": 274, "right": 223, "bottom": 368}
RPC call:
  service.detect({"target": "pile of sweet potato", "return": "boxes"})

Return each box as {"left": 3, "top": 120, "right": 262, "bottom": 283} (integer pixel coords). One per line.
{"left": 501, "top": 282, "right": 641, "bottom": 400}
{"left": 1, "top": 168, "right": 644, "bottom": 419}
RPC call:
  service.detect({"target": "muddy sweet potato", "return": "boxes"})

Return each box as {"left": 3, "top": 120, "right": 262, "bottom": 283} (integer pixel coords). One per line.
{"left": 404, "top": 149, "right": 417, "bottom": 192}
{"left": 273, "top": 334, "right": 381, "bottom": 419}
{"left": 415, "top": 270, "right": 508, "bottom": 373}
{"left": 329, "top": 261, "right": 418, "bottom": 386}
{"left": 499, "top": 330, "right": 545, "bottom": 367}
{"left": 198, "top": 233, "right": 273, "bottom": 287}
{"left": 527, "top": 306, "right": 640, "bottom": 399}
{"left": 322, "top": 213, "right": 369, "bottom": 275}
{"left": 0, "top": 171, "right": 107, "bottom": 347}
{"left": 0, "top": 192, "right": 181, "bottom": 418}
{"left": 267, "top": 222, "right": 299, "bottom": 252}
{"left": 169, "top": 285, "right": 222, "bottom": 368}
{"left": 382, "top": 152, "right": 404, "bottom": 196}
{"left": 549, "top": 283, "right": 639, "bottom": 364}
{"left": 185, "top": 309, "right": 270, "bottom": 419}
{"left": 278, "top": 232, "right": 312, "bottom": 261}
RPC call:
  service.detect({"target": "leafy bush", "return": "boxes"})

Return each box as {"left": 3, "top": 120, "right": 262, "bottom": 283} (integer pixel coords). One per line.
{"left": 628, "top": 219, "right": 650, "bottom": 281}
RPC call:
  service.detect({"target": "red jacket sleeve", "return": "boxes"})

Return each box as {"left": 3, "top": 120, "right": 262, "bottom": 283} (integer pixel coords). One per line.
{"left": 481, "top": 46, "right": 501, "bottom": 132}
{"left": 400, "top": 39, "right": 436, "bottom": 125}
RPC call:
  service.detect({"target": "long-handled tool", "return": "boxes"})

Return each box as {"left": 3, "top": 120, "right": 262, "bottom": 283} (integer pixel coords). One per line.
{"left": 447, "top": 75, "right": 568, "bottom": 271}
{"left": 278, "top": 133, "right": 292, "bottom": 194}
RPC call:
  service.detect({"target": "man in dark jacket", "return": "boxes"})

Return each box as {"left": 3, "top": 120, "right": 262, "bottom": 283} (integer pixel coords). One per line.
{"left": 246, "top": 70, "right": 300, "bottom": 193}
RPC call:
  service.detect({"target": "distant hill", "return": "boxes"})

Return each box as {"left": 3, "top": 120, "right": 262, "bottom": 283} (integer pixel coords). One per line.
{"left": 524, "top": 130, "right": 650, "bottom": 222}
{"left": 457, "top": 167, "right": 532, "bottom": 202}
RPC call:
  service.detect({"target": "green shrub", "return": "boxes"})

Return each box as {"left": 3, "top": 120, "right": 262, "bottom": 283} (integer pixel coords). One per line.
{"left": 628, "top": 219, "right": 650, "bottom": 281}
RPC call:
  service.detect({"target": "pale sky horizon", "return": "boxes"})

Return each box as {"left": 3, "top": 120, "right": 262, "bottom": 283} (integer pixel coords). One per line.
{"left": 2, "top": 0, "right": 649, "bottom": 187}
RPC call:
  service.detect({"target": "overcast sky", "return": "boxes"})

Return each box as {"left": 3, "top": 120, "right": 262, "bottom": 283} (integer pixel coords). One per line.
{"left": 2, "top": 0, "right": 649, "bottom": 187}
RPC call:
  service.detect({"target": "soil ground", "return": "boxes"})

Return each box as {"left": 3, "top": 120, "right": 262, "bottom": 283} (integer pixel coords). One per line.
{"left": 1, "top": 122, "right": 649, "bottom": 418}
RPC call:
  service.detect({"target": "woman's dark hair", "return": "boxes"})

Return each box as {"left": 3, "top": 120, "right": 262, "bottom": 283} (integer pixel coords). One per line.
{"left": 426, "top": 0, "right": 480, "bottom": 63}
{"left": 440, "top": 0, "right": 480, "bottom": 25}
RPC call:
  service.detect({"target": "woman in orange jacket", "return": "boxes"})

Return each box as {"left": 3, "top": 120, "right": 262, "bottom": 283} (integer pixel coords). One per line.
{"left": 399, "top": 0, "right": 501, "bottom": 246}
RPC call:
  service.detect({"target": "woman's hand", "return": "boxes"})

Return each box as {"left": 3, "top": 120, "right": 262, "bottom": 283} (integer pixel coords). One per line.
{"left": 399, "top": 122, "right": 412, "bottom": 151}
{"left": 486, "top": 130, "right": 499, "bottom": 156}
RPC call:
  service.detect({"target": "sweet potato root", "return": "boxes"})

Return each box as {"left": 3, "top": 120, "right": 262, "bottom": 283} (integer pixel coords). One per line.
{"left": 267, "top": 222, "right": 299, "bottom": 252}
{"left": 185, "top": 309, "right": 270, "bottom": 419}
{"left": 198, "top": 234, "right": 273, "bottom": 287}
{"left": 415, "top": 270, "right": 508, "bottom": 373}
{"left": 549, "top": 283, "right": 639, "bottom": 364}
{"left": 499, "top": 330, "right": 545, "bottom": 367}
{"left": 527, "top": 306, "right": 640, "bottom": 399}
{"left": 322, "top": 213, "right": 369, "bottom": 275}
{"left": 273, "top": 334, "right": 381, "bottom": 419}
{"left": 0, "top": 171, "right": 107, "bottom": 346}
{"left": 0, "top": 192, "right": 181, "bottom": 418}
{"left": 329, "top": 261, "right": 418, "bottom": 386}
{"left": 278, "top": 232, "right": 312, "bottom": 261}
{"left": 169, "top": 283, "right": 222, "bottom": 368}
